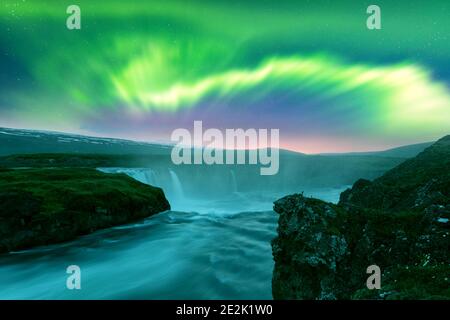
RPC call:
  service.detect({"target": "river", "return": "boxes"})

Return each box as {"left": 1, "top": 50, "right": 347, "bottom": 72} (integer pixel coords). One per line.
{"left": 0, "top": 168, "right": 346, "bottom": 299}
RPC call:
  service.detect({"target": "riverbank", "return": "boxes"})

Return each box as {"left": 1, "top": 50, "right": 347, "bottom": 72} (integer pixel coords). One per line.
{"left": 0, "top": 168, "right": 170, "bottom": 253}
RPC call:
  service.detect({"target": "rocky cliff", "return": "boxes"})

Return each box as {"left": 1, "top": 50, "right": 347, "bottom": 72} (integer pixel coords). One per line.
{"left": 272, "top": 136, "right": 450, "bottom": 299}
{"left": 0, "top": 168, "right": 170, "bottom": 253}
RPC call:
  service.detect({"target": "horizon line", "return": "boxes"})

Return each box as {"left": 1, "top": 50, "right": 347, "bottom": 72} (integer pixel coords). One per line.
{"left": 0, "top": 125, "right": 435, "bottom": 156}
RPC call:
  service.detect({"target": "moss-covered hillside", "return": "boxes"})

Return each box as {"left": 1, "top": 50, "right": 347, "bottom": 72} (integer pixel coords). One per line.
{"left": 272, "top": 135, "right": 450, "bottom": 300}
{"left": 0, "top": 168, "right": 170, "bottom": 253}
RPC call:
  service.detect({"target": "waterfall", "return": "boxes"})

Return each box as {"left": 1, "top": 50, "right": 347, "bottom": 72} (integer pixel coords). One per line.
{"left": 98, "top": 167, "right": 186, "bottom": 201}
{"left": 144, "top": 170, "right": 157, "bottom": 186}
{"left": 131, "top": 170, "right": 148, "bottom": 185}
{"left": 169, "top": 169, "right": 184, "bottom": 199}
{"left": 98, "top": 168, "right": 156, "bottom": 186}
{"left": 230, "top": 170, "right": 238, "bottom": 193}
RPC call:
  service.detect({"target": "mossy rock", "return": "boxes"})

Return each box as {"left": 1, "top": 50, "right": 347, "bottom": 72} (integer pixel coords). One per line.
{"left": 0, "top": 168, "right": 170, "bottom": 253}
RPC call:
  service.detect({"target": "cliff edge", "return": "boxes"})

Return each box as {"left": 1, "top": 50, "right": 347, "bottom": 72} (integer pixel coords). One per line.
{"left": 0, "top": 168, "right": 170, "bottom": 253}
{"left": 272, "top": 136, "right": 450, "bottom": 299}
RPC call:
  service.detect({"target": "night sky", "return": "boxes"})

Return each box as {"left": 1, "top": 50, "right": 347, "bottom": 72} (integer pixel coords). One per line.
{"left": 1, "top": 0, "right": 449, "bottom": 152}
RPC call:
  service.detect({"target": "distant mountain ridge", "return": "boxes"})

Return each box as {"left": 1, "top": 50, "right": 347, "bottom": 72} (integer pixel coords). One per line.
{"left": 319, "top": 141, "right": 434, "bottom": 158}
{"left": 0, "top": 127, "right": 432, "bottom": 192}
{"left": 0, "top": 127, "right": 172, "bottom": 156}
{"left": 0, "top": 127, "right": 434, "bottom": 158}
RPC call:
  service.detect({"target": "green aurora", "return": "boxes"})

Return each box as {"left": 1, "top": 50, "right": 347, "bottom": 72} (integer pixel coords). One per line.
{"left": 0, "top": 0, "right": 449, "bottom": 152}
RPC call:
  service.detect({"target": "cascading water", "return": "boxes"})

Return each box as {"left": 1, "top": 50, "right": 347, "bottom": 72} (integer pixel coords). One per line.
{"left": 98, "top": 168, "right": 188, "bottom": 209}
{"left": 169, "top": 169, "right": 184, "bottom": 200}
{"left": 144, "top": 170, "right": 157, "bottom": 186}
{"left": 97, "top": 167, "right": 348, "bottom": 213}
{"left": 230, "top": 170, "right": 238, "bottom": 193}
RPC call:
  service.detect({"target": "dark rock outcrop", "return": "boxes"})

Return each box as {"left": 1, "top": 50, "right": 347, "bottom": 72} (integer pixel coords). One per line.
{"left": 272, "top": 136, "right": 450, "bottom": 300}
{"left": 272, "top": 196, "right": 349, "bottom": 299}
{"left": 0, "top": 168, "right": 170, "bottom": 253}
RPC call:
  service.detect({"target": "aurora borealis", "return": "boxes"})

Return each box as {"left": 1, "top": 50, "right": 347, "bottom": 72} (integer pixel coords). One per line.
{"left": 1, "top": 0, "right": 449, "bottom": 153}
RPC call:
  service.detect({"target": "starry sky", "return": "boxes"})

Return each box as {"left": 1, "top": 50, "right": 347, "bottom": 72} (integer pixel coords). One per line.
{"left": 0, "top": 0, "right": 449, "bottom": 153}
